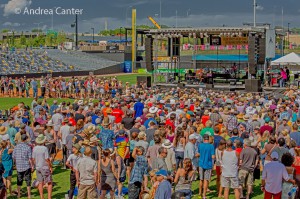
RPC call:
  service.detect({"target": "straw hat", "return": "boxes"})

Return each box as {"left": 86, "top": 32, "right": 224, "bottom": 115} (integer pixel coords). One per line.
{"left": 252, "top": 114, "right": 259, "bottom": 120}
{"left": 146, "top": 113, "right": 153, "bottom": 118}
{"left": 237, "top": 113, "right": 244, "bottom": 119}
{"left": 106, "top": 109, "right": 112, "bottom": 114}
{"left": 138, "top": 131, "right": 146, "bottom": 139}
{"left": 89, "top": 136, "right": 98, "bottom": 143}
{"left": 82, "top": 139, "right": 90, "bottom": 146}
{"left": 35, "top": 134, "right": 46, "bottom": 144}
{"left": 16, "top": 111, "right": 22, "bottom": 117}
{"left": 63, "top": 118, "right": 69, "bottom": 123}
{"left": 0, "top": 126, "right": 8, "bottom": 135}
{"left": 243, "top": 115, "right": 250, "bottom": 121}
{"left": 87, "top": 125, "right": 96, "bottom": 134}
{"left": 204, "top": 110, "right": 209, "bottom": 115}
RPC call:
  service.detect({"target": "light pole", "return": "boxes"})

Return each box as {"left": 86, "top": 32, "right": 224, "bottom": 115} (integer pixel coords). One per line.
{"left": 91, "top": 27, "right": 94, "bottom": 44}
{"left": 126, "top": 6, "right": 132, "bottom": 27}
{"left": 176, "top": 10, "right": 178, "bottom": 28}
{"left": 288, "top": 22, "right": 290, "bottom": 49}
{"left": 187, "top": 9, "right": 191, "bottom": 17}
{"left": 253, "top": 0, "right": 256, "bottom": 27}
{"left": 160, "top": 0, "right": 162, "bottom": 26}
{"left": 34, "top": 22, "right": 43, "bottom": 35}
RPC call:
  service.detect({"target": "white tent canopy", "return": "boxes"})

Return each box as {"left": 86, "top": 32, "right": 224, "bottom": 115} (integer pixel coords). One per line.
{"left": 271, "top": 52, "right": 300, "bottom": 66}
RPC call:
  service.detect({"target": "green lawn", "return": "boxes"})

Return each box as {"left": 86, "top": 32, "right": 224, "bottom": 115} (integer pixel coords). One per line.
{"left": 7, "top": 166, "right": 264, "bottom": 199}
{"left": 9, "top": 166, "right": 70, "bottom": 199}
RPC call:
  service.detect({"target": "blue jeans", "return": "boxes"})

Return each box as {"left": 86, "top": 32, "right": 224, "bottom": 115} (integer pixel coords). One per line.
{"left": 33, "top": 88, "right": 38, "bottom": 98}
{"left": 176, "top": 189, "right": 192, "bottom": 199}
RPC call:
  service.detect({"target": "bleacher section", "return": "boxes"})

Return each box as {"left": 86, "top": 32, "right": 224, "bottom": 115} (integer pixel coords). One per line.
{"left": 42, "top": 49, "right": 121, "bottom": 71}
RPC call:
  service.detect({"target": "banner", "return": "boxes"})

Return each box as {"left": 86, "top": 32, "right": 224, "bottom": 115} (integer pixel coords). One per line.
{"left": 265, "top": 29, "right": 276, "bottom": 58}
{"left": 221, "top": 37, "right": 248, "bottom": 45}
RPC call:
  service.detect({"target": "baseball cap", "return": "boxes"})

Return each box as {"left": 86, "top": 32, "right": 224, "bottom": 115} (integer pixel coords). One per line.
{"left": 264, "top": 117, "right": 270, "bottom": 123}
{"left": 73, "top": 143, "right": 81, "bottom": 151}
{"left": 203, "top": 134, "right": 209, "bottom": 140}
{"left": 155, "top": 169, "right": 168, "bottom": 177}
{"left": 271, "top": 151, "right": 279, "bottom": 160}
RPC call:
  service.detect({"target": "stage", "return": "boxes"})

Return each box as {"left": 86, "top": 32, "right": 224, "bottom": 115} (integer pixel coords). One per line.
{"left": 154, "top": 82, "right": 287, "bottom": 93}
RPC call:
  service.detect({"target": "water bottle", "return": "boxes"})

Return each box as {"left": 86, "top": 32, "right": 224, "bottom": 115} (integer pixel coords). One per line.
{"left": 288, "top": 186, "right": 297, "bottom": 197}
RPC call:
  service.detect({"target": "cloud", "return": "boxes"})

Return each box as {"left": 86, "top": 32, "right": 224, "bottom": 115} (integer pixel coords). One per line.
{"left": 3, "top": 22, "right": 21, "bottom": 26}
{"left": 256, "top": 5, "right": 264, "bottom": 11}
{"left": 2, "top": 0, "right": 32, "bottom": 16}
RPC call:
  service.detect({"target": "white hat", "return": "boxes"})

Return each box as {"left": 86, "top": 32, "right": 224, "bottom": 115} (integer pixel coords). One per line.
{"left": 271, "top": 151, "right": 279, "bottom": 160}
{"left": 149, "top": 107, "right": 158, "bottom": 114}
{"left": 78, "top": 100, "right": 83, "bottom": 105}
{"left": 170, "top": 99, "right": 175, "bottom": 105}
{"left": 189, "top": 134, "right": 197, "bottom": 140}
{"left": 162, "top": 140, "right": 173, "bottom": 149}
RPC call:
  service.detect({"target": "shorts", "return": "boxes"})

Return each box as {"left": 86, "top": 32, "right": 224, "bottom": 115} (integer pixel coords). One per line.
{"left": 124, "top": 158, "right": 130, "bottom": 167}
{"left": 129, "top": 153, "right": 135, "bottom": 163}
{"left": 216, "top": 165, "right": 221, "bottom": 176}
{"left": 119, "top": 176, "right": 126, "bottom": 183}
{"left": 199, "top": 167, "right": 212, "bottom": 181}
{"left": 36, "top": 166, "right": 52, "bottom": 184}
{"left": 17, "top": 168, "right": 32, "bottom": 186}
{"left": 221, "top": 176, "right": 239, "bottom": 189}
{"left": 238, "top": 169, "right": 254, "bottom": 187}
{"left": 128, "top": 182, "right": 142, "bottom": 199}
{"left": 46, "top": 143, "right": 56, "bottom": 155}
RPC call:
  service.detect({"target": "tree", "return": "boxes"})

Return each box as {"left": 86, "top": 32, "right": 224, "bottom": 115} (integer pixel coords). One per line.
{"left": 20, "top": 34, "right": 26, "bottom": 46}
{"left": 56, "top": 32, "right": 67, "bottom": 45}
{"left": 1, "top": 29, "right": 9, "bottom": 33}
{"left": 31, "top": 29, "right": 42, "bottom": 33}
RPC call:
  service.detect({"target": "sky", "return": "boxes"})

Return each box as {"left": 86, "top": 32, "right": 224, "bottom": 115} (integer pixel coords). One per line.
{"left": 0, "top": 0, "right": 300, "bottom": 33}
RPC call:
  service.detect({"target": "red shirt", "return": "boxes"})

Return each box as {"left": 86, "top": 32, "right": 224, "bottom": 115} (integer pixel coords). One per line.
{"left": 165, "top": 119, "right": 175, "bottom": 131}
{"left": 112, "top": 108, "right": 124, "bottom": 123}
{"left": 260, "top": 125, "right": 273, "bottom": 136}
{"left": 69, "top": 118, "right": 76, "bottom": 126}
{"left": 201, "top": 115, "right": 210, "bottom": 126}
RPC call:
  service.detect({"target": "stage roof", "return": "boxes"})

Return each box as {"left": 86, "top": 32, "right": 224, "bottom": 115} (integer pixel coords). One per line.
{"left": 147, "top": 27, "right": 265, "bottom": 36}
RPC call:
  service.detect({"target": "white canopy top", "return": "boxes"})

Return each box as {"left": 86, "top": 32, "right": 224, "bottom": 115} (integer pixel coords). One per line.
{"left": 271, "top": 52, "right": 300, "bottom": 66}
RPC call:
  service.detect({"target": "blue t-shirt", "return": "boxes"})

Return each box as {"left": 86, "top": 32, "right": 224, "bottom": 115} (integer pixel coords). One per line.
{"left": 144, "top": 118, "right": 157, "bottom": 129}
{"left": 213, "top": 135, "right": 223, "bottom": 149}
{"left": 290, "top": 132, "right": 300, "bottom": 147}
{"left": 134, "top": 102, "right": 144, "bottom": 118}
{"left": 91, "top": 115, "right": 99, "bottom": 125}
{"left": 198, "top": 142, "right": 215, "bottom": 169}
{"left": 154, "top": 180, "right": 172, "bottom": 199}
{"left": 229, "top": 136, "right": 244, "bottom": 150}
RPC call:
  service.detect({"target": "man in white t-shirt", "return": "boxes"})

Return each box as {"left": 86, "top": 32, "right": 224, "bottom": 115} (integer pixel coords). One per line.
{"left": 32, "top": 134, "right": 53, "bottom": 199}
{"left": 58, "top": 118, "right": 71, "bottom": 169}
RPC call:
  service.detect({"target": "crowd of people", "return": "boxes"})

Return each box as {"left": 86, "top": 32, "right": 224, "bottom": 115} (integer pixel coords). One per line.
{"left": 0, "top": 78, "right": 300, "bottom": 199}
{"left": 0, "top": 75, "right": 129, "bottom": 99}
